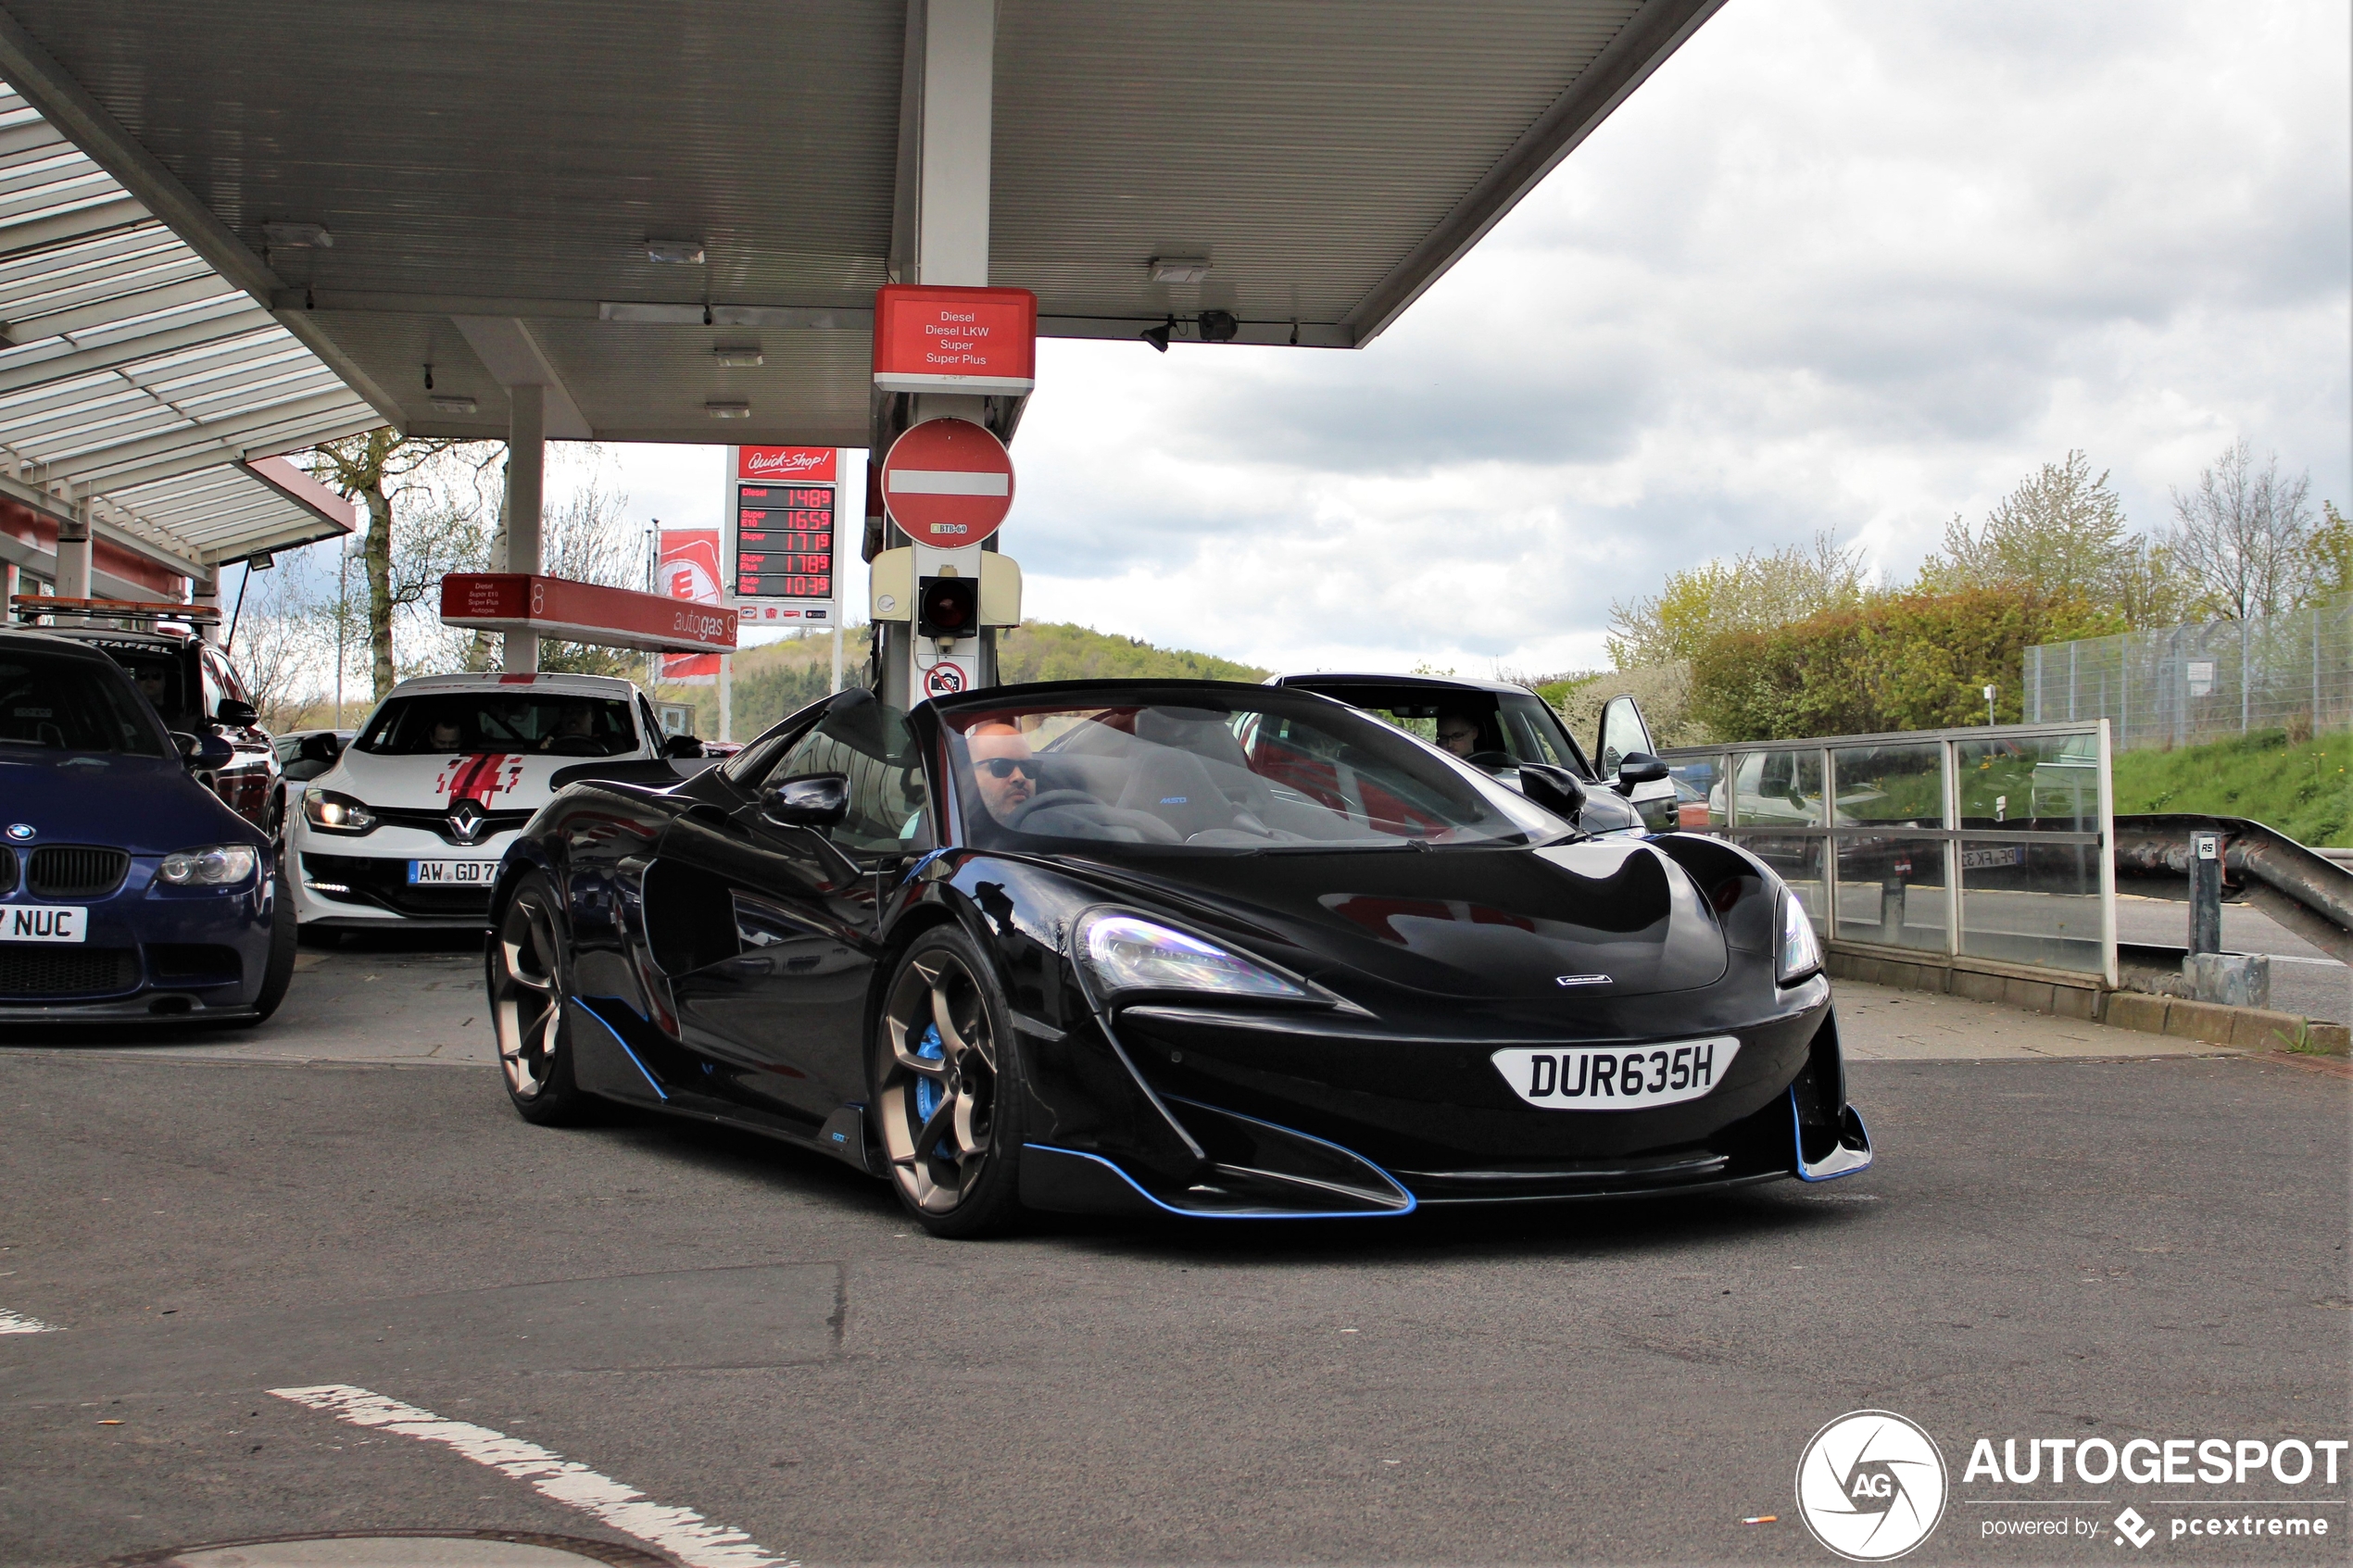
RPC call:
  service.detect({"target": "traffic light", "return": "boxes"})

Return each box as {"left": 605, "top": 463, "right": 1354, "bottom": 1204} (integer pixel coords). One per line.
{"left": 916, "top": 575, "right": 978, "bottom": 641}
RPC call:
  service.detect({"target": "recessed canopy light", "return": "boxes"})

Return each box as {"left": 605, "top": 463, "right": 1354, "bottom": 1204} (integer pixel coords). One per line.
{"left": 429, "top": 395, "right": 478, "bottom": 414}
{"left": 262, "top": 221, "right": 333, "bottom": 249}
{"left": 646, "top": 238, "right": 706, "bottom": 264}
{"left": 705, "top": 400, "right": 751, "bottom": 419}
{"left": 712, "top": 345, "right": 764, "bottom": 367}
{"left": 1150, "top": 256, "right": 1211, "bottom": 283}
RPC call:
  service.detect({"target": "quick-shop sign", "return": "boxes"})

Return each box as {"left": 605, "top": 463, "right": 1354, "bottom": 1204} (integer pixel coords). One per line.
{"left": 731, "top": 448, "right": 837, "bottom": 610}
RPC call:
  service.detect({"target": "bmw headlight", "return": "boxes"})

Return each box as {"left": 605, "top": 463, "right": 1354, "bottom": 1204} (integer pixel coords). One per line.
{"left": 1075, "top": 910, "right": 1310, "bottom": 1002}
{"left": 1777, "top": 892, "right": 1823, "bottom": 984}
{"left": 157, "top": 844, "right": 260, "bottom": 887}
{"left": 302, "top": 789, "right": 375, "bottom": 834}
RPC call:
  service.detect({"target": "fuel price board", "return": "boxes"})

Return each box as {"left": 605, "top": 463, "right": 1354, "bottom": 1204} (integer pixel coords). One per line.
{"left": 724, "top": 447, "right": 841, "bottom": 625}
{"left": 733, "top": 482, "right": 835, "bottom": 602}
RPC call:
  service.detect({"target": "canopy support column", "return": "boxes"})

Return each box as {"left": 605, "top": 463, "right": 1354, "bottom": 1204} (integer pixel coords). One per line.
{"left": 879, "top": 0, "right": 998, "bottom": 703}
{"left": 53, "top": 504, "right": 90, "bottom": 601}
{"left": 502, "top": 383, "right": 545, "bottom": 673}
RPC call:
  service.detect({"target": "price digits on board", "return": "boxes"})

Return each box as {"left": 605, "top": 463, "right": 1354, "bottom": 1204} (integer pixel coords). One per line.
{"left": 735, "top": 483, "right": 834, "bottom": 599}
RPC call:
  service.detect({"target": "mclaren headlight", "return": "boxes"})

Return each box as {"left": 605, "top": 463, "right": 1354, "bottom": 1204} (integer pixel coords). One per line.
{"left": 1074, "top": 910, "right": 1312, "bottom": 1003}
{"left": 302, "top": 789, "right": 376, "bottom": 834}
{"left": 157, "top": 844, "right": 260, "bottom": 886}
{"left": 1777, "top": 892, "right": 1823, "bottom": 984}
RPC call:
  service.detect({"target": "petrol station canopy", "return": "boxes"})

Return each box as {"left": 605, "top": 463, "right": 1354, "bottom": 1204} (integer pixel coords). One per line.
{"left": 0, "top": 0, "right": 1722, "bottom": 456}
{"left": 0, "top": 76, "right": 366, "bottom": 590}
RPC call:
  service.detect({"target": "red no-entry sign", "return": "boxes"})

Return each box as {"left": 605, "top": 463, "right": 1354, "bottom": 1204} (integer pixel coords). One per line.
{"left": 880, "top": 418, "right": 1013, "bottom": 547}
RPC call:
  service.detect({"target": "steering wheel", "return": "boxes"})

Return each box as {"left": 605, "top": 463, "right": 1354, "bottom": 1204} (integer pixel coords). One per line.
{"left": 1006, "top": 788, "right": 1099, "bottom": 830}
{"left": 1466, "top": 749, "right": 1515, "bottom": 770}
{"left": 543, "top": 735, "right": 605, "bottom": 757}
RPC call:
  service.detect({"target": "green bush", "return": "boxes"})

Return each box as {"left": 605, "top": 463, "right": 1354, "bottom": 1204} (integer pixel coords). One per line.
{"left": 1689, "top": 587, "right": 2120, "bottom": 741}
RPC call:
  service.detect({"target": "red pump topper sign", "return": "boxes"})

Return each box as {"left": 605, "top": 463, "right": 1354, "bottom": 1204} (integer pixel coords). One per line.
{"left": 872, "top": 285, "right": 1037, "bottom": 395}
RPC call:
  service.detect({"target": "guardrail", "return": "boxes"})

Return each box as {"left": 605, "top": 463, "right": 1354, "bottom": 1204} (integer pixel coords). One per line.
{"left": 2113, "top": 813, "right": 2353, "bottom": 965}
{"left": 1656, "top": 721, "right": 2115, "bottom": 988}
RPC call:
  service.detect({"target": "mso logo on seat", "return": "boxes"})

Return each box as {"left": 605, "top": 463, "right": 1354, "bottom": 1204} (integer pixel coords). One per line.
{"left": 1795, "top": 1410, "right": 1949, "bottom": 1561}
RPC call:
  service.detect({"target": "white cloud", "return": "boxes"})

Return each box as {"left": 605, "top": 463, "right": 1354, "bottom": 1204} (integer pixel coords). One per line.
{"left": 292, "top": 0, "right": 2344, "bottom": 682}
{"left": 1005, "top": 0, "right": 2349, "bottom": 675}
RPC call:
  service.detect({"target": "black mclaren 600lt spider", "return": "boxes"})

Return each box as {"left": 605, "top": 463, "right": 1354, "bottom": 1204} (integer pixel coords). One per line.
{"left": 484, "top": 679, "right": 1871, "bottom": 1236}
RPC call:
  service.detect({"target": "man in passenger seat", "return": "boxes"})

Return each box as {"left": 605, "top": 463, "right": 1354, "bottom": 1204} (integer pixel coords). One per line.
{"left": 967, "top": 721, "right": 1039, "bottom": 824}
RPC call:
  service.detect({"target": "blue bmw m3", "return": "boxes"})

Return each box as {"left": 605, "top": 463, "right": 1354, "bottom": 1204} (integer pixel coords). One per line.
{"left": 0, "top": 628, "right": 295, "bottom": 1024}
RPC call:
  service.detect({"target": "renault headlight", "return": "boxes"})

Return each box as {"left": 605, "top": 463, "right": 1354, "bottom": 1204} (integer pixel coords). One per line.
{"left": 157, "top": 844, "right": 260, "bottom": 886}
{"left": 1074, "top": 910, "right": 1310, "bottom": 1002}
{"left": 1777, "top": 892, "right": 1823, "bottom": 984}
{"left": 302, "top": 789, "right": 375, "bottom": 834}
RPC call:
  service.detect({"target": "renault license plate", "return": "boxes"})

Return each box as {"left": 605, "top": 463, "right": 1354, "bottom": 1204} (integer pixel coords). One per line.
{"left": 408, "top": 859, "right": 497, "bottom": 886}
{"left": 3, "top": 905, "right": 86, "bottom": 944}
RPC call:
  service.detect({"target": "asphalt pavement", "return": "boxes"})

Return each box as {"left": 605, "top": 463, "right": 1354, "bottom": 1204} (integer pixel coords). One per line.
{"left": 1, "top": 943, "right": 2347, "bottom": 1568}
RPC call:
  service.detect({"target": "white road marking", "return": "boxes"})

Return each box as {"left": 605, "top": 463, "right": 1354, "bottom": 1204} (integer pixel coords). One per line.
{"left": 0, "top": 1307, "right": 60, "bottom": 1334}
{"left": 887, "top": 468, "right": 1009, "bottom": 496}
{"left": 271, "top": 1384, "right": 792, "bottom": 1568}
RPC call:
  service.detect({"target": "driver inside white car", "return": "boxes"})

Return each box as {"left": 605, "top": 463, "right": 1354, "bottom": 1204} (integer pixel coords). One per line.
{"left": 539, "top": 700, "right": 598, "bottom": 750}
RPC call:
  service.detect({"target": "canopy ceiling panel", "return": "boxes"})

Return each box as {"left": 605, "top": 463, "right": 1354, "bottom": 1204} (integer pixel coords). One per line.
{"left": 0, "top": 0, "right": 1721, "bottom": 447}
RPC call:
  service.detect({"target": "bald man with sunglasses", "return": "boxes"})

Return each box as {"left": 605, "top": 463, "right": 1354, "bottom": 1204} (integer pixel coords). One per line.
{"left": 967, "top": 721, "right": 1041, "bottom": 824}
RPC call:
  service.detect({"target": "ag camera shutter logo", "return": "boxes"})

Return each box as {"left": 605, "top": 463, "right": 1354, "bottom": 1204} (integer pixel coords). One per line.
{"left": 1795, "top": 1410, "right": 1949, "bottom": 1561}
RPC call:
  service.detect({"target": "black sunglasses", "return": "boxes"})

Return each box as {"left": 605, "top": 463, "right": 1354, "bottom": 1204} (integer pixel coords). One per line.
{"left": 976, "top": 758, "right": 1041, "bottom": 781}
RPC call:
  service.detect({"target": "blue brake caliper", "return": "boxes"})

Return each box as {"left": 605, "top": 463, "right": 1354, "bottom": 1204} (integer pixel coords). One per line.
{"left": 912, "top": 1022, "right": 945, "bottom": 1131}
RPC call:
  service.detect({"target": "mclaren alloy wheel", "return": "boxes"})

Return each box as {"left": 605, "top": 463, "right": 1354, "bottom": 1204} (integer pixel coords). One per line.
{"left": 875, "top": 928, "right": 1025, "bottom": 1236}
{"left": 489, "top": 872, "right": 590, "bottom": 1125}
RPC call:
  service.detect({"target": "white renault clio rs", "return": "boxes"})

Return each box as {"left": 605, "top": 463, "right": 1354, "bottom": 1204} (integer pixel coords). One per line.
{"left": 285, "top": 671, "right": 696, "bottom": 932}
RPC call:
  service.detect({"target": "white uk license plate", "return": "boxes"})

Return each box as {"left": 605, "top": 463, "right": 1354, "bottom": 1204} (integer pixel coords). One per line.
{"left": 3, "top": 905, "right": 86, "bottom": 944}
{"left": 1492, "top": 1036, "right": 1741, "bottom": 1110}
{"left": 407, "top": 859, "right": 497, "bottom": 886}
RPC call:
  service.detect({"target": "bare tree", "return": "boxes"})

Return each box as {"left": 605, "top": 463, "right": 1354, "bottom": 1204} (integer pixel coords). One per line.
{"left": 302, "top": 433, "right": 503, "bottom": 700}
{"left": 2164, "top": 439, "right": 2315, "bottom": 621}
{"left": 221, "top": 569, "right": 325, "bottom": 730}
{"left": 535, "top": 478, "right": 650, "bottom": 679}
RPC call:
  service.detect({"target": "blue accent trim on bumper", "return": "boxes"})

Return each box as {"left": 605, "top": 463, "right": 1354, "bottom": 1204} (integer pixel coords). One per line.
{"left": 575, "top": 997, "right": 667, "bottom": 1101}
{"left": 1023, "top": 1143, "right": 1417, "bottom": 1220}
{"left": 1791, "top": 1088, "right": 1872, "bottom": 1181}
{"left": 1162, "top": 1093, "right": 1416, "bottom": 1210}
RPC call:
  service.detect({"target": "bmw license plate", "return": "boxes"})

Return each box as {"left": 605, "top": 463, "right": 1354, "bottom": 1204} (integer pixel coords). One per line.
{"left": 3, "top": 905, "right": 86, "bottom": 944}
{"left": 408, "top": 859, "right": 497, "bottom": 886}
{"left": 1492, "top": 1036, "right": 1742, "bottom": 1110}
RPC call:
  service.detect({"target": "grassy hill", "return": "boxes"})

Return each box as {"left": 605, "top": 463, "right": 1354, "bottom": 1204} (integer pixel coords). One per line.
{"left": 659, "top": 621, "right": 1270, "bottom": 739}
{"left": 2111, "top": 727, "right": 2352, "bottom": 847}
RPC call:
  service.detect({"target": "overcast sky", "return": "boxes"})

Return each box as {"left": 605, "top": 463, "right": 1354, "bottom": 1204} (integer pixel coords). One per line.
{"left": 537, "top": 0, "right": 2350, "bottom": 677}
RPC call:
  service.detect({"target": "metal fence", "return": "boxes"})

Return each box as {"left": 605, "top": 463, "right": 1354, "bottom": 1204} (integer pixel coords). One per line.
{"left": 2025, "top": 596, "right": 2352, "bottom": 750}
{"left": 1656, "top": 721, "right": 2115, "bottom": 985}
